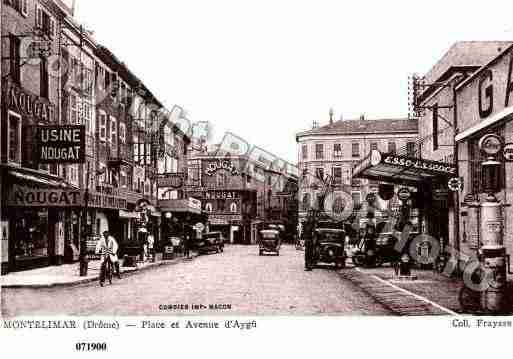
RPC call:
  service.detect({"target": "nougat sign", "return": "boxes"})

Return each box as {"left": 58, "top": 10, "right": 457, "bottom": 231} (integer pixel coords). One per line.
{"left": 35, "top": 125, "right": 86, "bottom": 164}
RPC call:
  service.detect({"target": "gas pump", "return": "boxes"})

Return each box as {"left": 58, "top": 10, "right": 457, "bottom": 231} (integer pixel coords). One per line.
{"left": 477, "top": 134, "right": 508, "bottom": 313}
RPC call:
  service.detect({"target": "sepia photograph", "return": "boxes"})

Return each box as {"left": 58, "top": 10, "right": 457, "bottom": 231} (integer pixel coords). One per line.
{"left": 1, "top": 0, "right": 513, "bottom": 355}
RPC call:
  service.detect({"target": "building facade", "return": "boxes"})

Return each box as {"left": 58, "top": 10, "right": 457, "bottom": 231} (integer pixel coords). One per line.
{"left": 416, "top": 41, "right": 513, "bottom": 268}
{"left": 296, "top": 115, "right": 419, "bottom": 231}
{"left": 1, "top": 0, "right": 189, "bottom": 274}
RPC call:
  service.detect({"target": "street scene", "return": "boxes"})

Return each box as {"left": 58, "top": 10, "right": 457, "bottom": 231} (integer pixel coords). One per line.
{"left": 2, "top": 245, "right": 458, "bottom": 317}
{"left": 2, "top": 0, "right": 513, "bottom": 319}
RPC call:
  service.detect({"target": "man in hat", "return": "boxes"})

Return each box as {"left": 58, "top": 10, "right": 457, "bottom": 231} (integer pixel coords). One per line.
{"left": 96, "top": 230, "right": 121, "bottom": 282}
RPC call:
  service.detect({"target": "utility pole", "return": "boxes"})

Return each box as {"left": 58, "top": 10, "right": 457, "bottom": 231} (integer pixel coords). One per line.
{"left": 79, "top": 162, "right": 90, "bottom": 276}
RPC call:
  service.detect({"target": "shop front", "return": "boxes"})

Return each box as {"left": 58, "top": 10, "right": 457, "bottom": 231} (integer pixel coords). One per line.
{"left": 352, "top": 150, "right": 457, "bottom": 245}
{"left": 453, "top": 45, "right": 513, "bottom": 265}
{"left": 1, "top": 167, "right": 81, "bottom": 273}
{"left": 160, "top": 197, "right": 207, "bottom": 247}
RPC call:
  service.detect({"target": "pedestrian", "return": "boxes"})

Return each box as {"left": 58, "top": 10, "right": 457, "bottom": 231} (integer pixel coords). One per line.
{"left": 183, "top": 220, "right": 193, "bottom": 259}
{"left": 96, "top": 230, "right": 121, "bottom": 282}
{"left": 147, "top": 232, "right": 155, "bottom": 261}
{"left": 304, "top": 213, "right": 316, "bottom": 271}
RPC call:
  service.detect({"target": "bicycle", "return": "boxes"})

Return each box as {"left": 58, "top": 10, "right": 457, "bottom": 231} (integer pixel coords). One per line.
{"left": 99, "top": 249, "right": 114, "bottom": 287}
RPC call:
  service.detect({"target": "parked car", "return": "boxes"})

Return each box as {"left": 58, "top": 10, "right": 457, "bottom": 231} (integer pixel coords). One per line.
{"left": 196, "top": 231, "right": 224, "bottom": 255}
{"left": 312, "top": 228, "right": 347, "bottom": 269}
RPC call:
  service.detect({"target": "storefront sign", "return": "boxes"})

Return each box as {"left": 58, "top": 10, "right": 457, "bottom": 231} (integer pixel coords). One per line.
{"left": 6, "top": 83, "right": 55, "bottom": 122}
{"left": 204, "top": 190, "right": 240, "bottom": 200}
{"left": 478, "top": 134, "right": 503, "bottom": 156}
{"left": 88, "top": 192, "right": 127, "bottom": 210}
{"left": 503, "top": 143, "right": 513, "bottom": 161}
{"left": 205, "top": 160, "right": 239, "bottom": 176}
{"left": 157, "top": 173, "right": 185, "bottom": 189}
{"left": 119, "top": 210, "right": 141, "bottom": 219}
{"left": 189, "top": 198, "right": 202, "bottom": 210}
{"left": 433, "top": 189, "right": 449, "bottom": 201}
{"left": 383, "top": 155, "right": 456, "bottom": 175}
{"left": 209, "top": 214, "right": 242, "bottom": 225}
{"left": 35, "top": 125, "right": 86, "bottom": 163}
{"left": 7, "top": 185, "right": 83, "bottom": 207}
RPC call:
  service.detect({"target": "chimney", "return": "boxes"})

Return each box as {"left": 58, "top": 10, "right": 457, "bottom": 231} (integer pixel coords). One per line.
{"left": 329, "top": 108, "right": 334, "bottom": 125}
{"left": 312, "top": 121, "right": 319, "bottom": 129}
{"left": 360, "top": 114, "right": 365, "bottom": 121}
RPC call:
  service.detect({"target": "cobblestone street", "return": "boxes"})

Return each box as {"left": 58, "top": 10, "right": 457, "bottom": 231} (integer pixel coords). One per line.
{"left": 2, "top": 245, "right": 392, "bottom": 316}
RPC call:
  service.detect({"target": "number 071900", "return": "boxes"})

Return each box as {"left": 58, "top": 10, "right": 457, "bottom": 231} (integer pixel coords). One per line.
{"left": 75, "top": 343, "right": 108, "bottom": 351}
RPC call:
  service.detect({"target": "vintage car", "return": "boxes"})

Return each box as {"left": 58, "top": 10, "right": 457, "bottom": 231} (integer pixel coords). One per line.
{"left": 258, "top": 229, "right": 281, "bottom": 256}
{"left": 312, "top": 228, "right": 347, "bottom": 269}
{"left": 196, "top": 231, "right": 224, "bottom": 255}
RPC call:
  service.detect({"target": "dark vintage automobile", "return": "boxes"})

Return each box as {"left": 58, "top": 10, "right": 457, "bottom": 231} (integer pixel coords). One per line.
{"left": 258, "top": 228, "right": 282, "bottom": 256}
{"left": 312, "top": 228, "right": 347, "bottom": 269}
{"left": 352, "top": 221, "right": 421, "bottom": 268}
{"left": 196, "top": 231, "right": 224, "bottom": 255}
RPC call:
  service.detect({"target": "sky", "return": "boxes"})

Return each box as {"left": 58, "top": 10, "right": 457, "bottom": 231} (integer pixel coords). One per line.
{"left": 74, "top": 0, "right": 513, "bottom": 164}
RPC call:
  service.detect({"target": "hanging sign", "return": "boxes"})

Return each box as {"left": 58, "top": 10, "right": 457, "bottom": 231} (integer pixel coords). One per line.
{"left": 35, "top": 125, "right": 86, "bottom": 164}
{"left": 503, "top": 143, "right": 513, "bottom": 161}
{"left": 204, "top": 160, "right": 239, "bottom": 176}
{"left": 448, "top": 177, "right": 464, "bottom": 192}
{"left": 157, "top": 173, "right": 185, "bottom": 189}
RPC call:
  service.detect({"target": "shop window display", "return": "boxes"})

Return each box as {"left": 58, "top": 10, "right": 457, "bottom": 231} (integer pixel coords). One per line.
{"left": 14, "top": 210, "right": 49, "bottom": 259}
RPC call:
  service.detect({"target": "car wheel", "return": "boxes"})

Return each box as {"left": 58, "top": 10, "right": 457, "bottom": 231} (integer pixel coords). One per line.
{"left": 352, "top": 255, "right": 364, "bottom": 267}
{"left": 374, "top": 256, "right": 384, "bottom": 267}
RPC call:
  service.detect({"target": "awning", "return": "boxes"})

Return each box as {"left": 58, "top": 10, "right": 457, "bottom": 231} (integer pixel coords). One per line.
{"left": 7, "top": 168, "right": 73, "bottom": 189}
{"left": 353, "top": 150, "right": 457, "bottom": 186}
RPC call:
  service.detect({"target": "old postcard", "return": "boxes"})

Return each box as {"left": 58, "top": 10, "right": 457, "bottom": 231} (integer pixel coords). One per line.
{"left": 1, "top": 0, "right": 513, "bottom": 356}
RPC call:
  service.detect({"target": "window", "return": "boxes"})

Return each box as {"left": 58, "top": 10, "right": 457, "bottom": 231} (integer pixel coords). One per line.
{"left": 218, "top": 199, "right": 226, "bottom": 212}
{"left": 302, "top": 145, "right": 308, "bottom": 160}
{"left": 36, "top": 5, "right": 56, "bottom": 38}
{"left": 302, "top": 193, "right": 311, "bottom": 211}
{"left": 40, "top": 56, "right": 49, "bottom": 99}
{"left": 388, "top": 141, "right": 396, "bottom": 154}
{"left": 205, "top": 203, "right": 213, "bottom": 212}
{"left": 370, "top": 142, "right": 378, "bottom": 151}
{"left": 8, "top": 112, "right": 22, "bottom": 164}
{"left": 433, "top": 103, "right": 439, "bottom": 151}
{"left": 217, "top": 172, "right": 227, "bottom": 187}
{"left": 315, "top": 144, "right": 324, "bottom": 159}
{"left": 10, "top": 35, "right": 21, "bottom": 84}
{"left": 99, "top": 112, "right": 107, "bottom": 141}
{"left": 315, "top": 167, "right": 324, "bottom": 181}
{"left": 333, "top": 143, "right": 342, "bottom": 158}
{"left": 230, "top": 203, "right": 238, "bottom": 213}
{"left": 406, "top": 142, "right": 416, "bottom": 157}
{"left": 104, "top": 70, "right": 111, "bottom": 90}
{"left": 119, "top": 123, "right": 126, "bottom": 144}
{"left": 332, "top": 167, "right": 342, "bottom": 184}
{"left": 351, "top": 192, "right": 361, "bottom": 208}
{"left": 352, "top": 143, "right": 360, "bottom": 157}
{"left": 69, "top": 93, "right": 78, "bottom": 124}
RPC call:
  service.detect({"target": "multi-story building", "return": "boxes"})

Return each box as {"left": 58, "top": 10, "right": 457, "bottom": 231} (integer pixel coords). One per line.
{"left": 296, "top": 114, "right": 419, "bottom": 231}
{"left": 415, "top": 41, "right": 513, "bottom": 262}
{"left": 1, "top": 0, "right": 67, "bottom": 273}
{"left": 1, "top": 0, "right": 190, "bottom": 274}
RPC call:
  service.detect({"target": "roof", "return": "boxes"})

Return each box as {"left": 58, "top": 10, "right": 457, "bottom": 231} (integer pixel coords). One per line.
{"left": 296, "top": 118, "right": 417, "bottom": 139}
{"left": 424, "top": 41, "right": 513, "bottom": 84}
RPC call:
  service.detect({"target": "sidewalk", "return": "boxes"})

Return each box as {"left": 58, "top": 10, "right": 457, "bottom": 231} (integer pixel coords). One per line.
{"left": 1, "top": 254, "right": 197, "bottom": 289}
{"left": 353, "top": 266, "right": 463, "bottom": 313}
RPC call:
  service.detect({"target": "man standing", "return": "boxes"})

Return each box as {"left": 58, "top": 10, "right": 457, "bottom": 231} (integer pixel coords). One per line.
{"left": 96, "top": 231, "right": 121, "bottom": 282}
{"left": 303, "top": 213, "right": 316, "bottom": 271}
